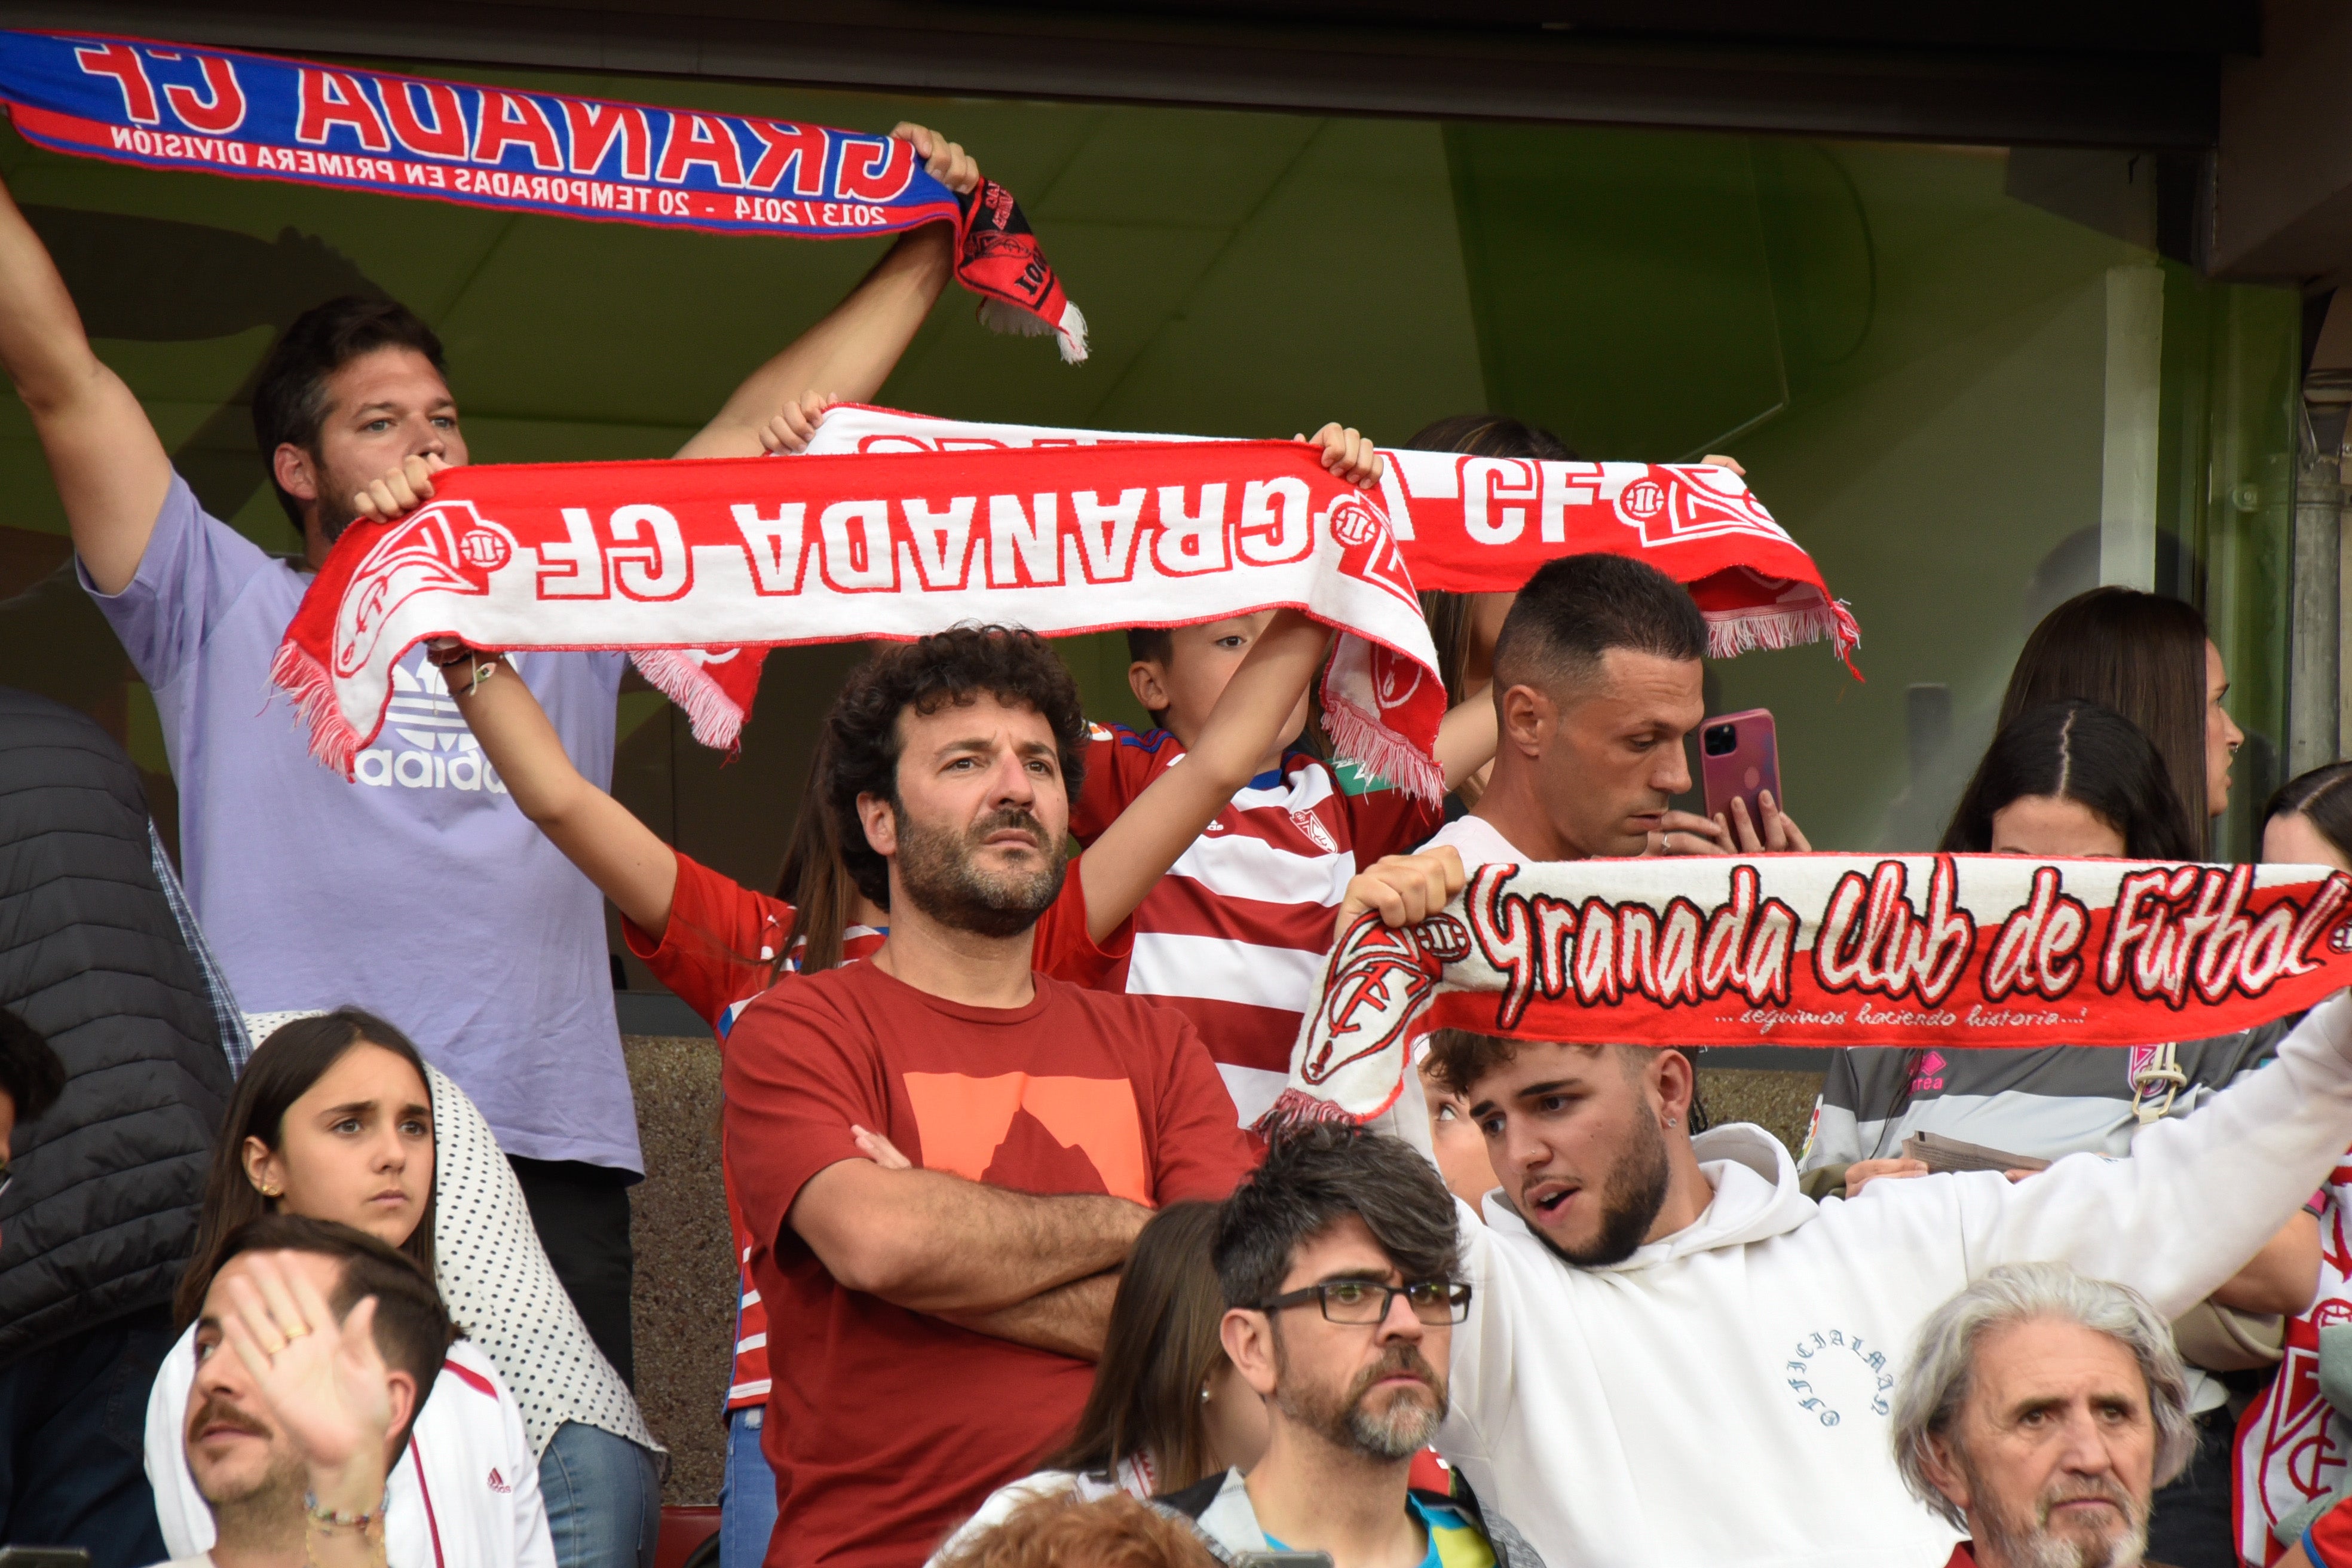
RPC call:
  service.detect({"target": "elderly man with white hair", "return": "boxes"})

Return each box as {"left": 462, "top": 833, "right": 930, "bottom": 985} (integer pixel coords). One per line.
{"left": 1892, "top": 1263, "right": 2198, "bottom": 1568}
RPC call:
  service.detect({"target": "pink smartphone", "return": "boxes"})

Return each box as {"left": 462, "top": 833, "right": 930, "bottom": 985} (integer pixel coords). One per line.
{"left": 1701, "top": 708, "right": 1782, "bottom": 828}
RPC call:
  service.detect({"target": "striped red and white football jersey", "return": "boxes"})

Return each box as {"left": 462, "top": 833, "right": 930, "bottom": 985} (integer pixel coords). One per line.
{"left": 1073, "top": 722, "right": 1442, "bottom": 1124}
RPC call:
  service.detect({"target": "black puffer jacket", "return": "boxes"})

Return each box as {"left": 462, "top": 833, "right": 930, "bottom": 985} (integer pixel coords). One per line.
{"left": 0, "top": 687, "right": 231, "bottom": 1364}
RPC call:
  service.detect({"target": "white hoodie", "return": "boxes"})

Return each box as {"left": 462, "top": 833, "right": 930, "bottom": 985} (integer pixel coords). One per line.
{"left": 1385, "top": 990, "right": 2352, "bottom": 1568}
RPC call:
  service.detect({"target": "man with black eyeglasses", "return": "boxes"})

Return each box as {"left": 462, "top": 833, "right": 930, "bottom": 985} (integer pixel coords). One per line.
{"left": 1152, "top": 1124, "right": 1544, "bottom": 1568}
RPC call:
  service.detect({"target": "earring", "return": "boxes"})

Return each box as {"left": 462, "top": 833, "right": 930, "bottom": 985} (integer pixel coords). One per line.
{"left": 1199, "top": 1385, "right": 1212, "bottom": 1404}
{"left": 261, "top": 1184, "right": 280, "bottom": 1198}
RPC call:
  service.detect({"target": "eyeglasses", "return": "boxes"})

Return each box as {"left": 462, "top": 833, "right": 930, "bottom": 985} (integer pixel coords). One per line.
{"left": 1258, "top": 1279, "right": 1471, "bottom": 1327}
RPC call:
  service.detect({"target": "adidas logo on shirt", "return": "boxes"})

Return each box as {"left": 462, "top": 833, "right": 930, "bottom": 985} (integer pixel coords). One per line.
{"left": 487, "top": 1466, "right": 511, "bottom": 1493}
{"left": 350, "top": 652, "right": 515, "bottom": 795}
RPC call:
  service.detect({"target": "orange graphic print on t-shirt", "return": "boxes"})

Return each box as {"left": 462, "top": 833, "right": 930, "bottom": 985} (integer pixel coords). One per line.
{"left": 902, "top": 1071, "right": 1150, "bottom": 1205}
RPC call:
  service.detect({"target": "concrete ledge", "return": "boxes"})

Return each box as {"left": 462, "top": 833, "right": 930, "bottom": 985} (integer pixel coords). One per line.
{"left": 624, "top": 1033, "right": 731, "bottom": 1505}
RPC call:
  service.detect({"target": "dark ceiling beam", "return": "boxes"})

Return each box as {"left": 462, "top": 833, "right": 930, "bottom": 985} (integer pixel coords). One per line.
{"left": 0, "top": 0, "right": 2222, "bottom": 151}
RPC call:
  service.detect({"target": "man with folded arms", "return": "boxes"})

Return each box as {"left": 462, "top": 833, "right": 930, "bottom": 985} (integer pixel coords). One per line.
{"left": 722, "top": 626, "right": 1256, "bottom": 1568}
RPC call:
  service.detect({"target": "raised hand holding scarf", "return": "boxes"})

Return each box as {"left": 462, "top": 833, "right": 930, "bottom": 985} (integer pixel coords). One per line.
{"left": 0, "top": 30, "right": 1086, "bottom": 359}
{"left": 1269, "top": 855, "right": 2352, "bottom": 1128}
{"left": 272, "top": 439, "right": 1449, "bottom": 798}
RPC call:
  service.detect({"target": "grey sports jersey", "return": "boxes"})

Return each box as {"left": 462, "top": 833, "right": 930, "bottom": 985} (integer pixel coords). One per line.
{"left": 1799, "top": 1018, "right": 2296, "bottom": 1173}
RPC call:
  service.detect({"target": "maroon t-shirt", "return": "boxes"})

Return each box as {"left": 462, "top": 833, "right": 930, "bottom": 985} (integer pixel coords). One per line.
{"left": 722, "top": 958, "right": 1255, "bottom": 1568}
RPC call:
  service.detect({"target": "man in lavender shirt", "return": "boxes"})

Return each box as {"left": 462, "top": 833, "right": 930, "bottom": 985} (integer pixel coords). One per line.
{"left": 0, "top": 124, "right": 983, "bottom": 1568}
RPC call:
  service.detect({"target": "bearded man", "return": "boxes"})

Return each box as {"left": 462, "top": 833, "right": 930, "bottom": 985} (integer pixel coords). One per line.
{"left": 1894, "top": 1263, "right": 2194, "bottom": 1568}
{"left": 722, "top": 624, "right": 1255, "bottom": 1568}
{"left": 1327, "top": 847, "right": 2342, "bottom": 1568}
{"left": 1149, "top": 1124, "right": 1541, "bottom": 1568}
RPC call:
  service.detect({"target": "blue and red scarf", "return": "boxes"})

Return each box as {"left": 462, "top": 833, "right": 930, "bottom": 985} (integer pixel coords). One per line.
{"left": 0, "top": 29, "right": 1086, "bottom": 360}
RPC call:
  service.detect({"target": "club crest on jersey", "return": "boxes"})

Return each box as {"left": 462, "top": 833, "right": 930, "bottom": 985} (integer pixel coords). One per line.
{"left": 1290, "top": 807, "right": 1338, "bottom": 855}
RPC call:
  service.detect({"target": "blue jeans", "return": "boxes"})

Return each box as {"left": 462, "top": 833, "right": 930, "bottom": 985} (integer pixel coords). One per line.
{"left": 720, "top": 1407, "right": 779, "bottom": 1568}
{"left": 0, "top": 1309, "right": 172, "bottom": 1568}
{"left": 540, "top": 1421, "right": 662, "bottom": 1568}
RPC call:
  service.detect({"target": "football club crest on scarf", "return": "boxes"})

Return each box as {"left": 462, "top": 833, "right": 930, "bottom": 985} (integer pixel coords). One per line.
{"left": 798, "top": 404, "right": 1861, "bottom": 669}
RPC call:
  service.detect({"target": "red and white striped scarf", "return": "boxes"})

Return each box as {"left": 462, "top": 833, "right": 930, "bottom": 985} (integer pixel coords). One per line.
{"left": 273, "top": 438, "right": 1451, "bottom": 797}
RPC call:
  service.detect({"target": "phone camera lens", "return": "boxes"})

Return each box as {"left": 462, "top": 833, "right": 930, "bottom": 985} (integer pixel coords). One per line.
{"left": 1702, "top": 724, "right": 1737, "bottom": 757}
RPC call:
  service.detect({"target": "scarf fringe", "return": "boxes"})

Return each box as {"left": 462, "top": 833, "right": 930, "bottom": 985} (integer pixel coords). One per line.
{"left": 976, "top": 296, "right": 1089, "bottom": 365}
{"left": 1704, "top": 599, "right": 1861, "bottom": 664}
{"left": 267, "top": 639, "right": 363, "bottom": 779}
{"left": 1322, "top": 693, "right": 1446, "bottom": 806}
{"left": 629, "top": 650, "right": 748, "bottom": 752}
{"left": 1254, "top": 1086, "right": 1365, "bottom": 1140}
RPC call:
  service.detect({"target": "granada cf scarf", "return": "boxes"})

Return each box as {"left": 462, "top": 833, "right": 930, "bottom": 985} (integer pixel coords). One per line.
{"left": 272, "top": 441, "right": 1447, "bottom": 797}
{"left": 801, "top": 405, "right": 1858, "bottom": 663}
{"left": 0, "top": 30, "right": 1086, "bottom": 360}
{"left": 2236, "top": 1159, "right": 2352, "bottom": 1564}
{"left": 1267, "top": 856, "right": 2352, "bottom": 1127}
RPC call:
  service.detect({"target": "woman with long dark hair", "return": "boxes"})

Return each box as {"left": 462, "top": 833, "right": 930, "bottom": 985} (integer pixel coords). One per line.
{"left": 1805, "top": 702, "right": 2269, "bottom": 1183}
{"left": 1940, "top": 698, "right": 2204, "bottom": 861}
{"left": 144, "top": 1009, "right": 556, "bottom": 1568}
{"left": 927, "top": 1202, "right": 1267, "bottom": 1565}
{"left": 1998, "top": 586, "right": 2247, "bottom": 845}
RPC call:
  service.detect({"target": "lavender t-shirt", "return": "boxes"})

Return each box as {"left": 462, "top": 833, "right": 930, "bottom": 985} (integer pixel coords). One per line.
{"left": 83, "top": 476, "right": 641, "bottom": 1172}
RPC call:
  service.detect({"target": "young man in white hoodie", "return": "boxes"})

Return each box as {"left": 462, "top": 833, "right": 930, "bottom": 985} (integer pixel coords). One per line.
{"left": 1329, "top": 846, "right": 2348, "bottom": 1568}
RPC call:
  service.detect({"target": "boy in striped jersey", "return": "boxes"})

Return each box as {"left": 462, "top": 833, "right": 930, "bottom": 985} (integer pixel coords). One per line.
{"left": 1073, "top": 596, "right": 1497, "bottom": 1125}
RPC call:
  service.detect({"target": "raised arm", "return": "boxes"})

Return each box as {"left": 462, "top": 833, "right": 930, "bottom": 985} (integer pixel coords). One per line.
{"left": 1961, "top": 994, "right": 2352, "bottom": 1318}
{"left": 1437, "top": 685, "right": 1499, "bottom": 793}
{"left": 1076, "top": 424, "right": 1382, "bottom": 940}
{"left": 788, "top": 1156, "right": 1147, "bottom": 1315}
{"left": 1079, "top": 608, "right": 1330, "bottom": 940}
{"left": 0, "top": 172, "right": 172, "bottom": 593}
{"left": 2209, "top": 1209, "right": 2320, "bottom": 1315}
{"left": 440, "top": 641, "right": 677, "bottom": 935}
{"left": 675, "top": 123, "right": 978, "bottom": 461}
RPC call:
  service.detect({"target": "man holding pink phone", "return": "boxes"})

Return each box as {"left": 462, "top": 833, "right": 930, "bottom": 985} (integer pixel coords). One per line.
{"left": 1422, "top": 553, "right": 1810, "bottom": 869}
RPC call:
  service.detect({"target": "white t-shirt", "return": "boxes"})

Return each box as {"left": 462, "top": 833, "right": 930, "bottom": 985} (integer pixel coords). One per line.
{"left": 1419, "top": 813, "right": 1526, "bottom": 868}
{"left": 145, "top": 1330, "right": 555, "bottom": 1568}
